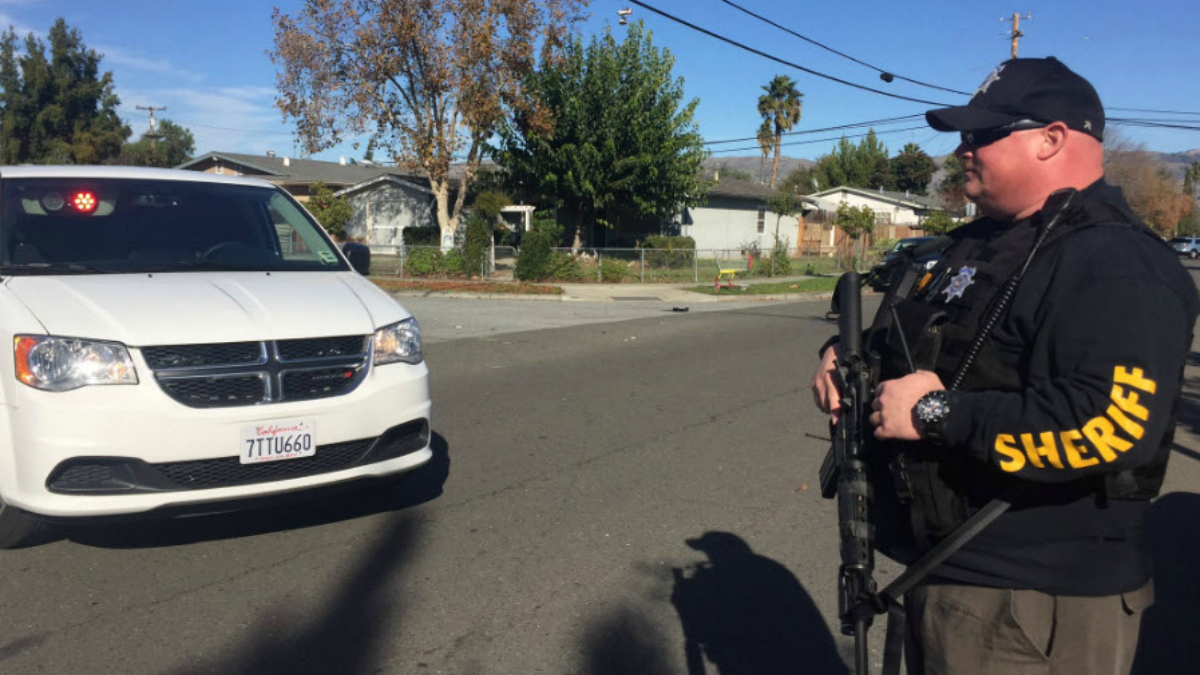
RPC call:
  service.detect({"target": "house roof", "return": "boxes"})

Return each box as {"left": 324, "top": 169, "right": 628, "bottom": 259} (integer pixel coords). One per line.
{"left": 333, "top": 173, "right": 434, "bottom": 198}
{"left": 704, "top": 175, "right": 777, "bottom": 202}
{"left": 807, "top": 185, "right": 941, "bottom": 210}
{"left": 176, "top": 151, "right": 442, "bottom": 189}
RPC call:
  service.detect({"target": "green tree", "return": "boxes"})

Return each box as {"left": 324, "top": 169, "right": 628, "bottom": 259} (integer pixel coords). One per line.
{"left": 307, "top": 181, "right": 353, "bottom": 240}
{"left": 1184, "top": 161, "right": 1200, "bottom": 199}
{"left": 494, "top": 21, "right": 709, "bottom": 249}
{"left": 858, "top": 129, "right": 891, "bottom": 189}
{"left": 779, "top": 163, "right": 819, "bottom": 194}
{"left": 920, "top": 210, "right": 960, "bottom": 235}
{"left": 119, "top": 119, "right": 195, "bottom": 167}
{"left": 757, "top": 75, "right": 803, "bottom": 189}
{"left": 835, "top": 201, "right": 875, "bottom": 269}
{"left": 765, "top": 192, "right": 800, "bottom": 276}
{"left": 936, "top": 154, "right": 969, "bottom": 217}
{"left": 0, "top": 19, "right": 129, "bottom": 164}
{"left": 272, "top": 0, "right": 585, "bottom": 251}
{"left": 717, "top": 162, "right": 754, "bottom": 182}
{"left": 889, "top": 142, "right": 936, "bottom": 195}
{"left": 811, "top": 130, "right": 889, "bottom": 191}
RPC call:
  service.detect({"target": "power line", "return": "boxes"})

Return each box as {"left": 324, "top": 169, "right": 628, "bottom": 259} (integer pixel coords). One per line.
{"left": 1109, "top": 107, "right": 1200, "bottom": 117}
{"left": 1108, "top": 119, "right": 1200, "bottom": 132}
{"left": 716, "top": 0, "right": 971, "bottom": 96}
{"left": 704, "top": 114, "right": 924, "bottom": 145}
{"left": 623, "top": 0, "right": 954, "bottom": 107}
{"left": 708, "top": 125, "right": 928, "bottom": 154}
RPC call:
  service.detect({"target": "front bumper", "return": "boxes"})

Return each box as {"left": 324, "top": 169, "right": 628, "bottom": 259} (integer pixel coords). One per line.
{"left": 0, "top": 359, "right": 432, "bottom": 518}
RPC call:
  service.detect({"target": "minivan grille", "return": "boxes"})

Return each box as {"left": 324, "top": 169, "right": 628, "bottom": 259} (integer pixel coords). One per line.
{"left": 144, "top": 336, "right": 370, "bottom": 408}
{"left": 142, "top": 342, "right": 263, "bottom": 369}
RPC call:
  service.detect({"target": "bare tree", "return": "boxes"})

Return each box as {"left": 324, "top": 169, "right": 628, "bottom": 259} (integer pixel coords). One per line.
{"left": 271, "top": 0, "right": 586, "bottom": 249}
{"left": 1104, "top": 129, "right": 1193, "bottom": 237}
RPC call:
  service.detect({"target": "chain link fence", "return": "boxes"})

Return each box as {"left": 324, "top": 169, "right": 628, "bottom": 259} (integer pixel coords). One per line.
{"left": 367, "top": 245, "right": 842, "bottom": 282}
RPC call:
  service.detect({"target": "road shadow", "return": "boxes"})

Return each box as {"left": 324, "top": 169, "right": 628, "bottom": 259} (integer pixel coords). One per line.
{"left": 669, "top": 531, "right": 849, "bottom": 675}
{"left": 169, "top": 513, "right": 421, "bottom": 675}
{"left": 58, "top": 432, "right": 450, "bottom": 549}
{"left": 581, "top": 605, "right": 674, "bottom": 675}
{"left": 1131, "top": 491, "right": 1200, "bottom": 675}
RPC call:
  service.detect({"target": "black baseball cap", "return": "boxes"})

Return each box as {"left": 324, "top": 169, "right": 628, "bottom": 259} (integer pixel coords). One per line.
{"left": 926, "top": 57, "right": 1104, "bottom": 142}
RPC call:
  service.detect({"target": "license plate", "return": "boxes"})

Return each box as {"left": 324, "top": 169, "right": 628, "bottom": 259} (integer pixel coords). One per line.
{"left": 240, "top": 418, "right": 316, "bottom": 465}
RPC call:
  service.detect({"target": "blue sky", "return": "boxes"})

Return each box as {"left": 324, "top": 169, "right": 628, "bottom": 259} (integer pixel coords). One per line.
{"left": 2, "top": 0, "right": 1197, "bottom": 165}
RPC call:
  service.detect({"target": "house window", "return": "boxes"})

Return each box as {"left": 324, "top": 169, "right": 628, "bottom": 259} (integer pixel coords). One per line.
{"left": 757, "top": 208, "right": 765, "bottom": 233}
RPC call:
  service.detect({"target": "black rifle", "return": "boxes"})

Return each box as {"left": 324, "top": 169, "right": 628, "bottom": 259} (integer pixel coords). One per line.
{"left": 818, "top": 271, "right": 877, "bottom": 675}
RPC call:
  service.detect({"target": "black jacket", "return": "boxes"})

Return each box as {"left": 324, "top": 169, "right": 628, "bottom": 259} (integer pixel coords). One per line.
{"left": 882, "top": 180, "right": 1199, "bottom": 594}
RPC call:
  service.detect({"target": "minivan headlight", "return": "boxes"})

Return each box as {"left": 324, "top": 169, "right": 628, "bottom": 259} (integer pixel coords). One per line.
{"left": 14, "top": 335, "right": 138, "bottom": 391}
{"left": 373, "top": 318, "right": 422, "bottom": 365}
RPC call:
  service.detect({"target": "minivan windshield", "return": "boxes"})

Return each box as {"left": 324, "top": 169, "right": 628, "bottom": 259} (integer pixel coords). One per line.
{"left": 1169, "top": 238, "right": 1194, "bottom": 245}
{"left": 0, "top": 178, "right": 349, "bottom": 274}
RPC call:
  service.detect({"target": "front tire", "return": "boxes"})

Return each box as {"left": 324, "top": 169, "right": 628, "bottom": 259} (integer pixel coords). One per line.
{"left": 0, "top": 497, "right": 45, "bottom": 549}
{"left": 1189, "top": 250, "right": 1197, "bottom": 259}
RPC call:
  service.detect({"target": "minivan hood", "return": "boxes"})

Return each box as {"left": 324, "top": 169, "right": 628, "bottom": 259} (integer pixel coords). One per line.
{"left": 4, "top": 272, "right": 409, "bottom": 346}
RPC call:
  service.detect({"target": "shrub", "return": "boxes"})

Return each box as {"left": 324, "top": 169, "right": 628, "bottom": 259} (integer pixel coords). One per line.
{"left": 515, "top": 216, "right": 563, "bottom": 281}
{"left": 405, "top": 247, "right": 443, "bottom": 276}
{"left": 547, "top": 251, "right": 586, "bottom": 281}
{"left": 442, "top": 248, "right": 466, "bottom": 276}
{"left": 640, "top": 235, "right": 696, "bottom": 269}
{"left": 599, "top": 257, "right": 631, "bottom": 282}
{"left": 751, "top": 237, "right": 792, "bottom": 277}
{"left": 462, "top": 213, "right": 491, "bottom": 276}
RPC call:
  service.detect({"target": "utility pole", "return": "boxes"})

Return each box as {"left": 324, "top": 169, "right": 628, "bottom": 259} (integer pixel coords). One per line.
{"left": 1002, "top": 12, "right": 1031, "bottom": 59}
{"left": 136, "top": 105, "right": 167, "bottom": 151}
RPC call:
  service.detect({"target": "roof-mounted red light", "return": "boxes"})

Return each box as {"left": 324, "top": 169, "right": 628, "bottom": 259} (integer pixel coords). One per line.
{"left": 72, "top": 191, "right": 97, "bottom": 213}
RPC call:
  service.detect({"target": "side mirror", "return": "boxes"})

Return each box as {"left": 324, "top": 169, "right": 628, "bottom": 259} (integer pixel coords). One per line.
{"left": 342, "top": 242, "right": 371, "bottom": 276}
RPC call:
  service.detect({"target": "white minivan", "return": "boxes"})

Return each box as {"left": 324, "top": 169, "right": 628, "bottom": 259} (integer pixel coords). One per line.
{"left": 0, "top": 166, "right": 432, "bottom": 547}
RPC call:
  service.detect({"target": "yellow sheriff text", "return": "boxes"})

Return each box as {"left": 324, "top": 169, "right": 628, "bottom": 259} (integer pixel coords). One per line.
{"left": 993, "top": 366, "right": 1156, "bottom": 473}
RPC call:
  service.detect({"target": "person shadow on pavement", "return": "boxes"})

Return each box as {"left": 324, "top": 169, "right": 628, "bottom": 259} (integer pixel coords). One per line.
{"left": 671, "top": 531, "right": 849, "bottom": 675}
{"left": 1130, "top": 491, "right": 1200, "bottom": 675}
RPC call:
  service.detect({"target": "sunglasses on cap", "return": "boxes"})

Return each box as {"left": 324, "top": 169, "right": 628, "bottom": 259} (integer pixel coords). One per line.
{"left": 960, "top": 120, "right": 1050, "bottom": 148}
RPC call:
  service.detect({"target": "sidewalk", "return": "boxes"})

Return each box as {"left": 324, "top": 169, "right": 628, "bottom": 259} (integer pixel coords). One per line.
{"left": 383, "top": 275, "right": 834, "bottom": 304}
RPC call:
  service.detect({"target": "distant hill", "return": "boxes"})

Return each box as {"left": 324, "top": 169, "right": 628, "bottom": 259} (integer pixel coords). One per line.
{"left": 1143, "top": 149, "right": 1200, "bottom": 181}
{"left": 702, "top": 156, "right": 815, "bottom": 184}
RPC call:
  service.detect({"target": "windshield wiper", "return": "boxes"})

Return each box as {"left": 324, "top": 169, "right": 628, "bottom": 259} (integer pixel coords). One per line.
{"left": 0, "top": 263, "right": 116, "bottom": 275}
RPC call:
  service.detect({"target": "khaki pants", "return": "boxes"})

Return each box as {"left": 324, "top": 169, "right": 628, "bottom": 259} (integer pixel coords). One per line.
{"left": 904, "top": 581, "right": 1154, "bottom": 675}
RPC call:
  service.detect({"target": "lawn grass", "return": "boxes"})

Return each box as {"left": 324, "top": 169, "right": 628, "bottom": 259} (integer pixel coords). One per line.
{"left": 369, "top": 278, "right": 563, "bottom": 295}
{"left": 685, "top": 276, "right": 841, "bottom": 296}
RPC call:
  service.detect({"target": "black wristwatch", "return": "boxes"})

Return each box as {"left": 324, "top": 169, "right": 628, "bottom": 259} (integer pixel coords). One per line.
{"left": 914, "top": 390, "right": 952, "bottom": 443}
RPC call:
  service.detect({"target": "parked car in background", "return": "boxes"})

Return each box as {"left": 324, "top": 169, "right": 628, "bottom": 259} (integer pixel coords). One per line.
{"left": 0, "top": 166, "right": 432, "bottom": 548}
{"left": 1169, "top": 236, "right": 1200, "bottom": 259}
{"left": 867, "top": 236, "right": 941, "bottom": 291}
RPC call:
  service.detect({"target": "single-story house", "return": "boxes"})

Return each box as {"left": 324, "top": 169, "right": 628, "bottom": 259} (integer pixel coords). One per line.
{"left": 333, "top": 174, "right": 439, "bottom": 249}
{"left": 178, "top": 151, "right": 472, "bottom": 250}
{"left": 680, "top": 172, "right": 799, "bottom": 256}
{"left": 800, "top": 186, "right": 945, "bottom": 255}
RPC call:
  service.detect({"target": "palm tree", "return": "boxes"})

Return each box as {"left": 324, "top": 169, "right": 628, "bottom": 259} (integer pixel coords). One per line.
{"left": 757, "top": 75, "right": 803, "bottom": 189}
{"left": 756, "top": 120, "right": 773, "bottom": 184}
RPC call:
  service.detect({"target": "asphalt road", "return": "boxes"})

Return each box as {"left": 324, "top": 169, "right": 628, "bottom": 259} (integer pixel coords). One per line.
{"left": 3, "top": 276, "right": 1200, "bottom": 674}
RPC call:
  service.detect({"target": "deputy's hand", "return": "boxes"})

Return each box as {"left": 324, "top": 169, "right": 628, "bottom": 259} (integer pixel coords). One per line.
{"left": 811, "top": 343, "right": 843, "bottom": 422}
{"left": 870, "top": 371, "right": 944, "bottom": 441}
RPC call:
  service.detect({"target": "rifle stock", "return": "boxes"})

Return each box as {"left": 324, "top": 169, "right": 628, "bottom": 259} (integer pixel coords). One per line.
{"left": 819, "top": 272, "right": 877, "bottom": 675}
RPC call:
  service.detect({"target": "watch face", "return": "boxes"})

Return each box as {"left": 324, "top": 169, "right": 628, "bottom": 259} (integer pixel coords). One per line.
{"left": 918, "top": 392, "right": 950, "bottom": 423}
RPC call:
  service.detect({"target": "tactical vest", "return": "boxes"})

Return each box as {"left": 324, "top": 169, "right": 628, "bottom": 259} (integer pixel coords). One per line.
{"left": 864, "top": 193, "right": 1177, "bottom": 561}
